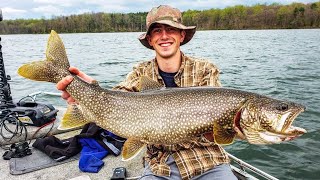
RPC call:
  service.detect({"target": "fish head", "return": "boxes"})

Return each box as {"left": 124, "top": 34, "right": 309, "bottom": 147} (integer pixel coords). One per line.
{"left": 239, "top": 97, "right": 306, "bottom": 144}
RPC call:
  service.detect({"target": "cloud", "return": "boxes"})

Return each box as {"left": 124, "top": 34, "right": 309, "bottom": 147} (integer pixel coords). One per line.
{"left": 1, "top": 7, "right": 27, "bottom": 20}
{"left": 2, "top": 7, "right": 27, "bottom": 13}
{"left": 33, "top": 0, "right": 78, "bottom": 7}
{"left": 32, "top": 5, "right": 64, "bottom": 17}
{"left": 2, "top": 0, "right": 319, "bottom": 19}
{"left": 73, "top": 9, "right": 94, "bottom": 15}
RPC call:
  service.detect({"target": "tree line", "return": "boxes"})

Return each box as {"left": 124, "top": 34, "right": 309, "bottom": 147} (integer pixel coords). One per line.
{"left": 0, "top": 2, "right": 319, "bottom": 34}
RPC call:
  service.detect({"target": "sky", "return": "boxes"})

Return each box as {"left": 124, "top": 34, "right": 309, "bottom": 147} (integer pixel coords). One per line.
{"left": 1, "top": 0, "right": 319, "bottom": 20}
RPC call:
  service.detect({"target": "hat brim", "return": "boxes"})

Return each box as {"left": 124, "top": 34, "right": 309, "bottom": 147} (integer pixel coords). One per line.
{"left": 139, "top": 20, "right": 196, "bottom": 50}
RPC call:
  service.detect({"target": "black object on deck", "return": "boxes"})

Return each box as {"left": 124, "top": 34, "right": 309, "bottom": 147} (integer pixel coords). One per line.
{"left": 110, "top": 167, "right": 127, "bottom": 180}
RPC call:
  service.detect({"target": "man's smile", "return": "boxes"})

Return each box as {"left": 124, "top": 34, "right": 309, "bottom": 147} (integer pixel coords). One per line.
{"left": 159, "top": 42, "right": 173, "bottom": 47}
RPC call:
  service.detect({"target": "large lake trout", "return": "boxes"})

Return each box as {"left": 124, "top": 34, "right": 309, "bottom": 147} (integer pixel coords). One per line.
{"left": 18, "top": 30, "right": 306, "bottom": 160}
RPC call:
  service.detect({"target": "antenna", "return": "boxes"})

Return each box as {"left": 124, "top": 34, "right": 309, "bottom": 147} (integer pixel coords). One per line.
{"left": 0, "top": 9, "right": 16, "bottom": 117}
{"left": 0, "top": 9, "right": 3, "bottom": 21}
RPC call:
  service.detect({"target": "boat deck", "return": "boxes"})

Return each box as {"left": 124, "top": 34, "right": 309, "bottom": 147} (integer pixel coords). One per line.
{"left": 0, "top": 108, "right": 143, "bottom": 180}
{"left": 0, "top": 144, "right": 144, "bottom": 180}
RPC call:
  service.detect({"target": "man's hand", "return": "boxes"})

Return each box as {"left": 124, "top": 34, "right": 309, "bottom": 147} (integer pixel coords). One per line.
{"left": 234, "top": 126, "right": 246, "bottom": 140}
{"left": 56, "top": 66, "right": 95, "bottom": 104}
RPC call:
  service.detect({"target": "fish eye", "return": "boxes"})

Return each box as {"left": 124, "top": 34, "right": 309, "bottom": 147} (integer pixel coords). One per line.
{"left": 276, "top": 103, "right": 289, "bottom": 111}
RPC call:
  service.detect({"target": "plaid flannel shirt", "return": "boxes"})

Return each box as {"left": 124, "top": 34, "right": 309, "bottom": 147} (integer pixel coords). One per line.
{"left": 113, "top": 53, "right": 230, "bottom": 180}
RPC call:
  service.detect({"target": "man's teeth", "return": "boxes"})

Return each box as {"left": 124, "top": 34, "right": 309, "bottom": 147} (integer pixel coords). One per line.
{"left": 160, "top": 43, "right": 171, "bottom": 47}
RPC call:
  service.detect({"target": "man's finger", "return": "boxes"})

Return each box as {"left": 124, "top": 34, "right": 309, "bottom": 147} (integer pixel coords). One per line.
{"left": 56, "top": 76, "right": 73, "bottom": 90}
{"left": 78, "top": 71, "right": 94, "bottom": 83}
{"left": 61, "top": 91, "right": 70, "bottom": 100}
{"left": 234, "top": 126, "right": 246, "bottom": 140}
{"left": 67, "top": 97, "right": 76, "bottom": 104}
{"left": 69, "top": 66, "right": 94, "bottom": 83}
{"left": 69, "top": 66, "right": 80, "bottom": 75}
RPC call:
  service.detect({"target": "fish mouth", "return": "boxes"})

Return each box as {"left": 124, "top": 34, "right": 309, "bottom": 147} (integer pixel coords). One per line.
{"left": 281, "top": 107, "right": 306, "bottom": 135}
{"left": 269, "top": 107, "right": 307, "bottom": 142}
{"left": 259, "top": 127, "right": 306, "bottom": 143}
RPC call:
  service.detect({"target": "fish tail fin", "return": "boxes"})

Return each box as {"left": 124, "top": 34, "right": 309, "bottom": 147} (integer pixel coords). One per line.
{"left": 58, "top": 104, "right": 90, "bottom": 130}
{"left": 18, "top": 30, "right": 70, "bottom": 83}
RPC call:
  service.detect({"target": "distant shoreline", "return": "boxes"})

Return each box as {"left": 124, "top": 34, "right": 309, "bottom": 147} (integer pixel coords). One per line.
{"left": 1, "top": 2, "right": 319, "bottom": 34}
{"left": 1, "top": 28, "right": 320, "bottom": 36}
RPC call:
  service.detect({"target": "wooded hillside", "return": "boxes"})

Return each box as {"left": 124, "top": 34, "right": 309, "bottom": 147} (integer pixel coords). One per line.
{"left": 0, "top": 2, "right": 319, "bottom": 34}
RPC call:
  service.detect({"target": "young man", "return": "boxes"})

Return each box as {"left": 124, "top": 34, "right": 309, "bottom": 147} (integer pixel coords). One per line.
{"left": 57, "top": 5, "right": 237, "bottom": 180}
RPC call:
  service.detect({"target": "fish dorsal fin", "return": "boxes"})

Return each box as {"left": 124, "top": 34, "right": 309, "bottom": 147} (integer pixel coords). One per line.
{"left": 121, "top": 138, "right": 145, "bottom": 161}
{"left": 58, "top": 104, "right": 90, "bottom": 130}
{"left": 213, "top": 120, "right": 236, "bottom": 145}
{"left": 137, "top": 76, "right": 163, "bottom": 92}
{"left": 46, "top": 30, "right": 70, "bottom": 70}
{"left": 90, "top": 80, "right": 101, "bottom": 87}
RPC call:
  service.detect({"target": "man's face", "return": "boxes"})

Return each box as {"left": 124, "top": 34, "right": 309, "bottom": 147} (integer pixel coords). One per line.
{"left": 147, "top": 24, "right": 186, "bottom": 59}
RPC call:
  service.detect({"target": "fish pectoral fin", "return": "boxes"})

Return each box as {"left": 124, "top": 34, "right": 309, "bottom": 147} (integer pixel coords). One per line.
{"left": 58, "top": 104, "right": 89, "bottom": 130}
{"left": 137, "top": 76, "right": 163, "bottom": 92}
{"left": 213, "top": 121, "right": 236, "bottom": 145}
{"left": 121, "top": 138, "right": 145, "bottom": 161}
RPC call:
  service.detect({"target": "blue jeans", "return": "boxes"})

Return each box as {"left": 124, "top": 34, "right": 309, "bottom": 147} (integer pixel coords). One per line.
{"left": 139, "top": 155, "right": 237, "bottom": 180}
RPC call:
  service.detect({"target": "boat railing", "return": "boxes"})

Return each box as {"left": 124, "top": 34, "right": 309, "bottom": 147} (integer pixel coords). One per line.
{"left": 27, "top": 91, "right": 61, "bottom": 100}
{"left": 228, "top": 152, "right": 279, "bottom": 180}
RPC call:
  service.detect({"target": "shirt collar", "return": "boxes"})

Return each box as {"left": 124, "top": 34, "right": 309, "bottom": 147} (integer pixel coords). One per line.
{"left": 152, "top": 51, "right": 187, "bottom": 79}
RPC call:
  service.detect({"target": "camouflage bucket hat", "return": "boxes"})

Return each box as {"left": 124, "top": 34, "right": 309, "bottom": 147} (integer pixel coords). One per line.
{"left": 139, "top": 5, "right": 196, "bottom": 49}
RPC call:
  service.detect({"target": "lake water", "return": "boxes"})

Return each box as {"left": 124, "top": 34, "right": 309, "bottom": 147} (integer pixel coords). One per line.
{"left": 1, "top": 29, "right": 320, "bottom": 179}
